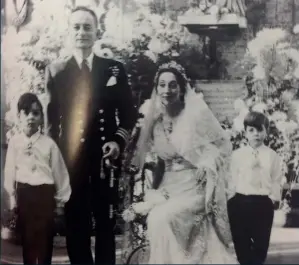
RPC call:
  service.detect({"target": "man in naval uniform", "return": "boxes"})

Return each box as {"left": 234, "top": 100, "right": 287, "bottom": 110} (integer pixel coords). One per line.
{"left": 45, "top": 6, "right": 136, "bottom": 264}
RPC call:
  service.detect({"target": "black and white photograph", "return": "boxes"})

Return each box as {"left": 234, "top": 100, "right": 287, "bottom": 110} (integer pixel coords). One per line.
{"left": 1, "top": 0, "right": 299, "bottom": 264}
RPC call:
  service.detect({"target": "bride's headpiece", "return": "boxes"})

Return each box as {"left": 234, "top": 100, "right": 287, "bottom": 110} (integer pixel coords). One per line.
{"left": 154, "top": 61, "right": 189, "bottom": 86}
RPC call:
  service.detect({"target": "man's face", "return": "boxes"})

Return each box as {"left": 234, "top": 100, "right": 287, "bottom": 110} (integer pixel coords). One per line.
{"left": 69, "top": 10, "right": 97, "bottom": 49}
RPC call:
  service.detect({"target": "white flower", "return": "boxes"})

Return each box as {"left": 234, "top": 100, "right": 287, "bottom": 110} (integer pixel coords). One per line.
{"left": 93, "top": 43, "right": 114, "bottom": 59}
{"left": 233, "top": 117, "right": 244, "bottom": 132}
{"left": 104, "top": 5, "right": 134, "bottom": 43}
{"left": 221, "top": 7, "right": 229, "bottom": 14}
{"left": 1, "top": 227, "right": 12, "bottom": 240}
{"left": 252, "top": 65, "right": 266, "bottom": 80}
{"left": 281, "top": 91, "right": 295, "bottom": 105}
{"left": 233, "top": 117, "right": 244, "bottom": 133}
{"left": 171, "top": 50, "right": 180, "bottom": 57}
{"left": 293, "top": 24, "right": 299, "bottom": 34}
{"left": 139, "top": 99, "right": 152, "bottom": 116}
{"left": 273, "top": 209, "right": 287, "bottom": 227}
{"left": 144, "top": 50, "right": 157, "bottom": 63}
{"left": 276, "top": 121, "right": 287, "bottom": 132}
{"left": 148, "top": 37, "right": 171, "bottom": 54}
{"left": 270, "top": 111, "right": 288, "bottom": 123}
{"left": 122, "top": 207, "right": 136, "bottom": 222}
{"left": 252, "top": 103, "right": 268, "bottom": 113}
{"left": 247, "top": 28, "right": 287, "bottom": 61}
{"left": 234, "top": 99, "right": 247, "bottom": 113}
{"left": 184, "top": 7, "right": 204, "bottom": 16}
{"left": 208, "top": 5, "right": 219, "bottom": 16}
{"left": 293, "top": 67, "right": 299, "bottom": 79}
{"left": 266, "top": 98, "right": 276, "bottom": 109}
{"left": 281, "top": 176, "right": 287, "bottom": 185}
{"left": 284, "top": 120, "right": 298, "bottom": 135}
{"left": 276, "top": 42, "right": 290, "bottom": 50}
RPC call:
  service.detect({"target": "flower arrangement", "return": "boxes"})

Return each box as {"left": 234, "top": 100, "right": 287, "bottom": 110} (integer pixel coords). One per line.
{"left": 93, "top": 1, "right": 207, "bottom": 107}
{"left": 2, "top": 0, "right": 207, "bottom": 136}
{"left": 222, "top": 28, "right": 299, "bottom": 221}
{"left": 2, "top": 0, "right": 71, "bottom": 141}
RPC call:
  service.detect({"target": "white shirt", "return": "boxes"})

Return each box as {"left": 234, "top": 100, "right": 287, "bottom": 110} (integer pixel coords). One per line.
{"left": 4, "top": 132, "right": 71, "bottom": 208}
{"left": 228, "top": 144, "right": 283, "bottom": 202}
{"left": 73, "top": 51, "right": 94, "bottom": 71}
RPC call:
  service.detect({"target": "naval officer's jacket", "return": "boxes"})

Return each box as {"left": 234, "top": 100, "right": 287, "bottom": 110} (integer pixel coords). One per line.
{"left": 45, "top": 54, "right": 136, "bottom": 175}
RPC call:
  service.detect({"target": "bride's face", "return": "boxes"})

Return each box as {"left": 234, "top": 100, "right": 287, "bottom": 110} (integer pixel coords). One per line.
{"left": 157, "top": 72, "right": 181, "bottom": 106}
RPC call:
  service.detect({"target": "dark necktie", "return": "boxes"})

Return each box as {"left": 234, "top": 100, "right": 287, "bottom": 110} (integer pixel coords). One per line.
{"left": 81, "top": 59, "right": 92, "bottom": 86}
{"left": 81, "top": 59, "right": 90, "bottom": 74}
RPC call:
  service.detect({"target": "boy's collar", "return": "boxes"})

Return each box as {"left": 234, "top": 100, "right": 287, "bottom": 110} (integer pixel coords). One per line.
{"left": 247, "top": 143, "right": 265, "bottom": 151}
{"left": 21, "top": 130, "right": 41, "bottom": 141}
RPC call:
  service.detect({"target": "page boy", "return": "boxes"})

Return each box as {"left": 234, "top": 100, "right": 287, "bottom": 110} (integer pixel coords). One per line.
{"left": 4, "top": 93, "right": 71, "bottom": 264}
{"left": 227, "top": 111, "right": 283, "bottom": 265}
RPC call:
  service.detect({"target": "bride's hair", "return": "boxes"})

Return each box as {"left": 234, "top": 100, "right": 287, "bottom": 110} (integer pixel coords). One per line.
{"left": 154, "top": 61, "right": 189, "bottom": 103}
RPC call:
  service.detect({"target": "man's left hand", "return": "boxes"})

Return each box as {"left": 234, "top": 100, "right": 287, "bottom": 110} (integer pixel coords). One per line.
{"left": 102, "top": 141, "right": 120, "bottom": 160}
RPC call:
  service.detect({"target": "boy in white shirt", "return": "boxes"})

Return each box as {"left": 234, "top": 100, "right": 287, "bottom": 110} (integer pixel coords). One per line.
{"left": 4, "top": 93, "right": 71, "bottom": 264}
{"left": 227, "top": 111, "right": 283, "bottom": 265}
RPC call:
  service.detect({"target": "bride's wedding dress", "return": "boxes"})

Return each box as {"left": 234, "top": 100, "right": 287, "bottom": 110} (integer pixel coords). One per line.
{"left": 125, "top": 90, "right": 238, "bottom": 264}
{"left": 145, "top": 117, "right": 237, "bottom": 264}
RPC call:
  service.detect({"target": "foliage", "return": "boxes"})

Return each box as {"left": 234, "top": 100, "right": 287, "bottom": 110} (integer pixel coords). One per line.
{"left": 222, "top": 28, "right": 299, "bottom": 212}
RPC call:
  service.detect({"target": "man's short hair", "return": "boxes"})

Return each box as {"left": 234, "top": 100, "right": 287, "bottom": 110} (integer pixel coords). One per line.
{"left": 244, "top": 111, "right": 270, "bottom": 132}
{"left": 70, "top": 6, "right": 98, "bottom": 27}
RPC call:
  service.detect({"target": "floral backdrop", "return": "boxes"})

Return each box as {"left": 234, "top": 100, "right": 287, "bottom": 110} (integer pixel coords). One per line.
{"left": 221, "top": 28, "right": 299, "bottom": 215}
{"left": 1, "top": 0, "right": 299, "bottom": 242}
{"left": 2, "top": 0, "right": 208, "bottom": 138}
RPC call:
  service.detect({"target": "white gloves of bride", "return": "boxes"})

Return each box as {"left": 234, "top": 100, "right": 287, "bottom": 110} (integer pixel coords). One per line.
{"left": 122, "top": 189, "right": 168, "bottom": 222}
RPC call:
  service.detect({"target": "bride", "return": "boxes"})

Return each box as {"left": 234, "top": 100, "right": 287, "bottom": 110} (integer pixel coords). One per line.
{"left": 123, "top": 61, "right": 237, "bottom": 264}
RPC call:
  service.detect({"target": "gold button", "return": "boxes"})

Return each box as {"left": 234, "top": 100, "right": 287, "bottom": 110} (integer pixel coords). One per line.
{"left": 99, "top": 109, "right": 104, "bottom": 114}
{"left": 80, "top": 138, "right": 85, "bottom": 143}
{"left": 100, "top": 127, "right": 104, "bottom": 131}
{"left": 100, "top": 119, "right": 104, "bottom": 123}
{"left": 101, "top": 137, "right": 106, "bottom": 141}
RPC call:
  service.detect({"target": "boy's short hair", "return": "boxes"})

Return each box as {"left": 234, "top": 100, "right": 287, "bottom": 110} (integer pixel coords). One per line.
{"left": 244, "top": 111, "right": 270, "bottom": 132}
{"left": 70, "top": 6, "right": 98, "bottom": 27}
{"left": 17, "top": 93, "right": 43, "bottom": 116}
